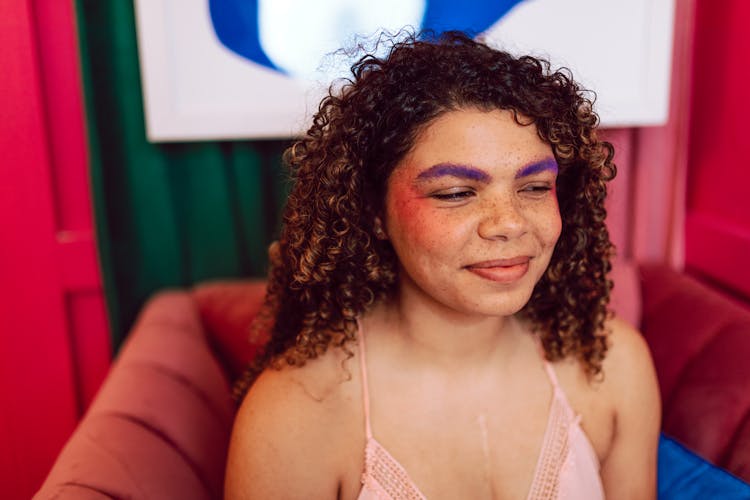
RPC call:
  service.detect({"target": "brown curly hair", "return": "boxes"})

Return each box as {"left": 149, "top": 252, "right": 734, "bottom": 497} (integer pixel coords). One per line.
{"left": 234, "top": 31, "right": 616, "bottom": 400}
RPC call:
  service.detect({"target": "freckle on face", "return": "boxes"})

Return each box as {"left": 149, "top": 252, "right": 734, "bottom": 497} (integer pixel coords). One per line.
{"left": 383, "top": 107, "right": 561, "bottom": 318}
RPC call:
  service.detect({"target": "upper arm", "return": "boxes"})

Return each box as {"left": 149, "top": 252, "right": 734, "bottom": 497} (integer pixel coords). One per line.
{"left": 224, "top": 369, "right": 342, "bottom": 500}
{"left": 600, "top": 318, "right": 662, "bottom": 500}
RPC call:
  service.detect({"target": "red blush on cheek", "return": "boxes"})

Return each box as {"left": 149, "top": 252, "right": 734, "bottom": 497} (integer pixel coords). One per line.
{"left": 387, "top": 185, "right": 441, "bottom": 243}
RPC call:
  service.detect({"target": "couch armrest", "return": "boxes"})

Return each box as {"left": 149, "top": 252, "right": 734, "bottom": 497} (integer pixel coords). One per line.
{"left": 640, "top": 263, "right": 750, "bottom": 482}
{"left": 34, "top": 290, "right": 235, "bottom": 500}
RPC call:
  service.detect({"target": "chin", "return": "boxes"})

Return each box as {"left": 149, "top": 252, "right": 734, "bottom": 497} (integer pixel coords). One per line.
{"left": 452, "top": 289, "right": 535, "bottom": 319}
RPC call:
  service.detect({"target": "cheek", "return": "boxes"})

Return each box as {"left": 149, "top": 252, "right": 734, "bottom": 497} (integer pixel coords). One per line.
{"left": 546, "top": 203, "right": 563, "bottom": 246}
{"left": 532, "top": 198, "right": 562, "bottom": 248}
{"left": 551, "top": 218, "right": 563, "bottom": 246}
{"left": 386, "top": 187, "right": 450, "bottom": 254}
{"left": 388, "top": 190, "right": 432, "bottom": 242}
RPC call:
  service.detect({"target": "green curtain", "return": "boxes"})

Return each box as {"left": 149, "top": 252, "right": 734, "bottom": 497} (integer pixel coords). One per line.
{"left": 76, "top": 0, "right": 289, "bottom": 348}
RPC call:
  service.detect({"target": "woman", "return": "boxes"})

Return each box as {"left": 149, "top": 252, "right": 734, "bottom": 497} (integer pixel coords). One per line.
{"left": 225, "top": 31, "right": 660, "bottom": 499}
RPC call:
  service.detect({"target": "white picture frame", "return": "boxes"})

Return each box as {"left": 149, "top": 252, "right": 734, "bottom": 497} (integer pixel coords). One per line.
{"left": 133, "top": 0, "right": 675, "bottom": 142}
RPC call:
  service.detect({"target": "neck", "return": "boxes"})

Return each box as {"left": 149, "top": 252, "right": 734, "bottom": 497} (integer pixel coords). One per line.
{"left": 370, "top": 285, "right": 526, "bottom": 373}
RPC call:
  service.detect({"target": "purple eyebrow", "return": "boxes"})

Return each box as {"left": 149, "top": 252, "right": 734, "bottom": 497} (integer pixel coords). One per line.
{"left": 515, "top": 158, "right": 559, "bottom": 179}
{"left": 416, "top": 163, "right": 491, "bottom": 182}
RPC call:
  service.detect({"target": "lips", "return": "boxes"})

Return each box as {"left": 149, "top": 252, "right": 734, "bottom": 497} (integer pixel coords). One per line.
{"left": 465, "top": 257, "right": 531, "bottom": 283}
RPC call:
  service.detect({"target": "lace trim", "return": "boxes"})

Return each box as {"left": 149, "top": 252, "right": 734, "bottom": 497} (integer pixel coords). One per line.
{"left": 360, "top": 397, "right": 581, "bottom": 500}
{"left": 362, "top": 438, "right": 428, "bottom": 500}
{"left": 526, "top": 392, "right": 570, "bottom": 500}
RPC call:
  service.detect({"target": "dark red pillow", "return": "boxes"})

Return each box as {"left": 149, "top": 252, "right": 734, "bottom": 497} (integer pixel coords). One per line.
{"left": 192, "top": 280, "right": 268, "bottom": 379}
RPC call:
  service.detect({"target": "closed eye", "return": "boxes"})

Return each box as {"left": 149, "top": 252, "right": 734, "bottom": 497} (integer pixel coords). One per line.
{"left": 431, "top": 190, "right": 476, "bottom": 201}
{"left": 520, "top": 184, "right": 554, "bottom": 195}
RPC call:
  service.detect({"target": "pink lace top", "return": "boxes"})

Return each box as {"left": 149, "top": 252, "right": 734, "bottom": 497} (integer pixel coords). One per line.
{"left": 355, "top": 324, "right": 605, "bottom": 500}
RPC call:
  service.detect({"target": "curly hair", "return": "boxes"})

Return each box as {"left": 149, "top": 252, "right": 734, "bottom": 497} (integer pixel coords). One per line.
{"left": 234, "top": 31, "right": 616, "bottom": 400}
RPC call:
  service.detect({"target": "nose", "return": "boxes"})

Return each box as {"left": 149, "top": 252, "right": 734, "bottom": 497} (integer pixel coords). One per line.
{"left": 477, "top": 197, "right": 527, "bottom": 241}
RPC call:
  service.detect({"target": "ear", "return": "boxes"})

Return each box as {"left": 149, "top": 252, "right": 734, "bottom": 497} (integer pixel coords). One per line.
{"left": 267, "top": 240, "right": 282, "bottom": 265}
{"left": 373, "top": 216, "right": 388, "bottom": 240}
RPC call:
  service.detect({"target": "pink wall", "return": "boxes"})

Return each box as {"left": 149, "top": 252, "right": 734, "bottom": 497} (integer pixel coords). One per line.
{"left": 685, "top": 0, "right": 750, "bottom": 300}
{"left": 0, "top": 1, "right": 110, "bottom": 498}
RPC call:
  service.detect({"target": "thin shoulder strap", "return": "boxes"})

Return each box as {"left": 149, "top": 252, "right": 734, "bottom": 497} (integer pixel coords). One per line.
{"left": 542, "top": 359, "right": 581, "bottom": 423}
{"left": 542, "top": 360, "right": 562, "bottom": 391}
{"left": 537, "top": 338, "right": 580, "bottom": 420}
{"left": 534, "top": 335, "right": 581, "bottom": 423}
{"left": 356, "top": 318, "right": 374, "bottom": 440}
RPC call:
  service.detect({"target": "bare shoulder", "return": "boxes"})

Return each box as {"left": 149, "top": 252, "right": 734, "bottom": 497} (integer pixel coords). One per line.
{"left": 601, "top": 316, "right": 657, "bottom": 386}
{"left": 224, "top": 347, "right": 359, "bottom": 500}
{"left": 598, "top": 315, "right": 661, "bottom": 499}
{"left": 600, "top": 315, "right": 661, "bottom": 429}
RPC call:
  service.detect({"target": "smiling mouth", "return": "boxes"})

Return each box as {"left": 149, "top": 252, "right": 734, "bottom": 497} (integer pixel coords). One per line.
{"left": 465, "top": 257, "right": 531, "bottom": 283}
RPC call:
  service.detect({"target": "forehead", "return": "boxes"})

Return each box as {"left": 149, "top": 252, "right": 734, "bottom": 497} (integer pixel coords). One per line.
{"left": 396, "top": 108, "right": 552, "bottom": 177}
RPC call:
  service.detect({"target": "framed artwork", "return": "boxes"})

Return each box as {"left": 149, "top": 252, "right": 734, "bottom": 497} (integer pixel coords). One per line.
{"left": 134, "top": 0, "right": 675, "bottom": 142}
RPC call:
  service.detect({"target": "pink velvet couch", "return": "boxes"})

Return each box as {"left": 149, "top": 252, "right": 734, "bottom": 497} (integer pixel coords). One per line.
{"left": 33, "top": 263, "right": 750, "bottom": 498}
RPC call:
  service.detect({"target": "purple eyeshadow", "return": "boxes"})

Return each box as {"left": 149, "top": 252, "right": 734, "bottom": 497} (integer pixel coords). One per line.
{"left": 515, "top": 158, "right": 559, "bottom": 179}
{"left": 416, "top": 163, "right": 491, "bottom": 182}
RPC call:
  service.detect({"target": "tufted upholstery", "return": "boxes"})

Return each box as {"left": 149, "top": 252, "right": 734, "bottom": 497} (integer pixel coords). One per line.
{"left": 34, "top": 291, "right": 238, "bottom": 500}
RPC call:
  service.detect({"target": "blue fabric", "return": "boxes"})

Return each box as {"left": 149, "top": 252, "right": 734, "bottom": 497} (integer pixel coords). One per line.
{"left": 658, "top": 435, "right": 750, "bottom": 499}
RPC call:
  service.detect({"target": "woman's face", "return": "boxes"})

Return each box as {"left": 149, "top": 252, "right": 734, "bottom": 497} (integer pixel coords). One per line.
{"left": 382, "top": 107, "right": 562, "bottom": 318}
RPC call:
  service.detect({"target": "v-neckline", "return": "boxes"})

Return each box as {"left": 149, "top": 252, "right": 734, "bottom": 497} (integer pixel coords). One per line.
{"left": 356, "top": 319, "right": 575, "bottom": 500}
{"left": 359, "top": 388, "right": 568, "bottom": 500}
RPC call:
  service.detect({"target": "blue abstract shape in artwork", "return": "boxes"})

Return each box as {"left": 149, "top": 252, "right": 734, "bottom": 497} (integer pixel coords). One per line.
{"left": 420, "top": 0, "right": 522, "bottom": 35}
{"left": 208, "top": 0, "right": 525, "bottom": 74}
{"left": 208, "top": 0, "right": 279, "bottom": 71}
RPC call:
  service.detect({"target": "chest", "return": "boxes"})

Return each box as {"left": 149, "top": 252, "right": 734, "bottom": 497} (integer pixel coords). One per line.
{"left": 365, "top": 393, "right": 554, "bottom": 498}
{"left": 336, "top": 365, "right": 614, "bottom": 500}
